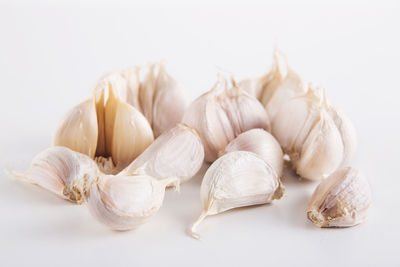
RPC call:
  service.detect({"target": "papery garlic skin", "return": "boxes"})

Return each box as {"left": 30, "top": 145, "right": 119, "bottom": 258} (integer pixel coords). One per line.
{"left": 220, "top": 128, "right": 283, "bottom": 178}
{"left": 120, "top": 124, "right": 204, "bottom": 183}
{"left": 190, "top": 151, "right": 284, "bottom": 238}
{"left": 86, "top": 174, "right": 175, "bottom": 231}
{"left": 12, "top": 146, "right": 99, "bottom": 204}
{"left": 307, "top": 167, "right": 372, "bottom": 228}
{"left": 272, "top": 87, "right": 355, "bottom": 180}
{"left": 182, "top": 77, "right": 271, "bottom": 163}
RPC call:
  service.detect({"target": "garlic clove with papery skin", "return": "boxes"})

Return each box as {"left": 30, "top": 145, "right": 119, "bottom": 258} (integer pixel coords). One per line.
{"left": 120, "top": 123, "right": 204, "bottom": 183}
{"left": 189, "top": 151, "right": 284, "bottom": 239}
{"left": 11, "top": 146, "right": 100, "bottom": 204}
{"left": 182, "top": 76, "right": 271, "bottom": 163}
{"left": 86, "top": 174, "right": 177, "bottom": 231}
{"left": 307, "top": 167, "right": 372, "bottom": 228}
{"left": 219, "top": 128, "right": 283, "bottom": 178}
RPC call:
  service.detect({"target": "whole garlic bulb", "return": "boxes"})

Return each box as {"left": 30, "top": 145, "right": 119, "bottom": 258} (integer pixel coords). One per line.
{"left": 182, "top": 76, "right": 271, "bottom": 163}
{"left": 272, "top": 87, "right": 357, "bottom": 180}
{"left": 54, "top": 82, "right": 154, "bottom": 174}
{"left": 120, "top": 124, "right": 205, "bottom": 183}
{"left": 219, "top": 128, "right": 283, "bottom": 178}
{"left": 87, "top": 174, "right": 177, "bottom": 231}
{"left": 190, "top": 151, "right": 284, "bottom": 239}
{"left": 11, "top": 146, "right": 99, "bottom": 204}
{"left": 307, "top": 167, "right": 372, "bottom": 227}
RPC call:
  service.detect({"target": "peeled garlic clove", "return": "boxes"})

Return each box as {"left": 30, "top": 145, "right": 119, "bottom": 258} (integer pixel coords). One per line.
{"left": 86, "top": 174, "right": 175, "bottom": 231}
{"left": 220, "top": 128, "right": 283, "bottom": 177}
{"left": 120, "top": 124, "right": 204, "bottom": 183}
{"left": 307, "top": 167, "right": 372, "bottom": 227}
{"left": 53, "top": 98, "right": 98, "bottom": 159}
{"left": 190, "top": 151, "right": 284, "bottom": 238}
{"left": 11, "top": 146, "right": 99, "bottom": 204}
{"left": 103, "top": 88, "right": 154, "bottom": 174}
{"left": 151, "top": 63, "right": 189, "bottom": 137}
{"left": 182, "top": 76, "right": 271, "bottom": 162}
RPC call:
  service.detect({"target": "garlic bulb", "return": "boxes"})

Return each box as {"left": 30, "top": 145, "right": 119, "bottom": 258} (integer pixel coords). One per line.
{"left": 307, "top": 167, "right": 372, "bottom": 227}
{"left": 87, "top": 174, "right": 177, "bottom": 231}
{"left": 219, "top": 128, "right": 283, "bottom": 178}
{"left": 54, "top": 82, "right": 154, "bottom": 174}
{"left": 272, "top": 87, "right": 357, "bottom": 180}
{"left": 11, "top": 146, "right": 99, "bottom": 204}
{"left": 182, "top": 76, "right": 271, "bottom": 162}
{"left": 120, "top": 123, "right": 204, "bottom": 183}
{"left": 190, "top": 151, "right": 284, "bottom": 239}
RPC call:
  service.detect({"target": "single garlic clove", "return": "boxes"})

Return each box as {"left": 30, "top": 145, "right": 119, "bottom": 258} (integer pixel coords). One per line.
{"left": 86, "top": 174, "right": 176, "bottom": 231}
{"left": 190, "top": 151, "right": 284, "bottom": 239}
{"left": 220, "top": 128, "right": 283, "bottom": 178}
{"left": 53, "top": 98, "right": 98, "bottom": 159}
{"left": 307, "top": 167, "right": 372, "bottom": 227}
{"left": 152, "top": 63, "right": 189, "bottom": 137}
{"left": 11, "top": 146, "right": 99, "bottom": 204}
{"left": 182, "top": 76, "right": 271, "bottom": 163}
{"left": 118, "top": 66, "right": 142, "bottom": 112}
{"left": 103, "top": 88, "right": 154, "bottom": 174}
{"left": 120, "top": 123, "right": 204, "bottom": 183}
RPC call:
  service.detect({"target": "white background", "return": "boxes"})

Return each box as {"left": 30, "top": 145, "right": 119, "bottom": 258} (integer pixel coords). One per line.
{"left": 1, "top": 1, "right": 399, "bottom": 266}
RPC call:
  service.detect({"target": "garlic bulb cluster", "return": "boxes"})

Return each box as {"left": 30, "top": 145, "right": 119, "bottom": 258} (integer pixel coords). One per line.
{"left": 120, "top": 123, "right": 204, "bottom": 183}
{"left": 87, "top": 174, "right": 177, "bottom": 231}
{"left": 99, "top": 62, "right": 189, "bottom": 137}
{"left": 12, "top": 146, "right": 99, "bottom": 204}
{"left": 272, "top": 87, "right": 357, "bottom": 180}
{"left": 182, "top": 76, "right": 271, "bottom": 162}
{"left": 54, "top": 83, "right": 154, "bottom": 174}
{"left": 190, "top": 151, "right": 284, "bottom": 239}
{"left": 307, "top": 167, "right": 372, "bottom": 228}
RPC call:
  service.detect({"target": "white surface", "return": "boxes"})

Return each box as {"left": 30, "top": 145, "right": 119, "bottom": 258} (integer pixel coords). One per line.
{"left": 1, "top": 1, "right": 399, "bottom": 266}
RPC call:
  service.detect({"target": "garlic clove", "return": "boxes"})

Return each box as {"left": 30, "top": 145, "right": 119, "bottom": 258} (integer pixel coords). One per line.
{"left": 190, "top": 151, "right": 284, "bottom": 238}
{"left": 220, "top": 128, "right": 283, "bottom": 178}
{"left": 86, "top": 174, "right": 176, "bottom": 231}
{"left": 151, "top": 63, "right": 189, "bottom": 137}
{"left": 120, "top": 123, "right": 204, "bottom": 183}
{"left": 53, "top": 98, "right": 98, "bottom": 159}
{"left": 182, "top": 76, "right": 271, "bottom": 162}
{"left": 11, "top": 146, "right": 99, "bottom": 204}
{"left": 307, "top": 167, "right": 372, "bottom": 227}
{"left": 104, "top": 88, "right": 154, "bottom": 174}
{"left": 139, "top": 64, "right": 157, "bottom": 127}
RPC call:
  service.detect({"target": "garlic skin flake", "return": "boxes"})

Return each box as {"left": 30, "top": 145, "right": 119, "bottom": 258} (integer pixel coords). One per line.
{"left": 307, "top": 167, "right": 372, "bottom": 228}
{"left": 87, "top": 174, "right": 176, "bottom": 231}
{"left": 12, "top": 146, "right": 99, "bottom": 204}
{"left": 190, "top": 151, "right": 284, "bottom": 238}
{"left": 272, "top": 87, "right": 356, "bottom": 180}
{"left": 182, "top": 76, "right": 271, "bottom": 163}
{"left": 120, "top": 124, "right": 205, "bottom": 183}
{"left": 220, "top": 128, "right": 283, "bottom": 178}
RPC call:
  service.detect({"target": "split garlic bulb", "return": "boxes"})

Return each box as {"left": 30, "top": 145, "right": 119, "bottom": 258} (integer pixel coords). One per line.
{"left": 272, "top": 87, "right": 357, "bottom": 180}
{"left": 54, "top": 82, "right": 154, "bottom": 174}
{"left": 220, "top": 128, "right": 283, "bottom": 178}
{"left": 307, "top": 167, "right": 372, "bottom": 227}
{"left": 190, "top": 151, "right": 284, "bottom": 238}
{"left": 12, "top": 146, "right": 99, "bottom": 204}
{"left": 182, "top": 76, "right": 271, "bottom": 162}
{"left": 120, "top": 124, "right": 204, "bottom": 183}
{"left": 87, "top": 174, "right": 176, "bottom": 231}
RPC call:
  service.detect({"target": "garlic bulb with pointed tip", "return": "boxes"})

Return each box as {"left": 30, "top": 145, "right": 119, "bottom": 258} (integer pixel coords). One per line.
{"left": 120, "top": 123, "right": 204, "bottom": 183}
{"left": 182, "top": 76, "right": 271, "bottom": 163}
{"left": 87, "top": 174, "right": 177, "bottom": 231}
{"left": 190, "top": 151, "right": 284, "bottom": 239}
{"left": 272, "top": 87, "right": 357, "bottom": 180}
{"left": 12, "top": 146, "right": 99, "bottom": 204}
{"left": 219, "top": 128, "right": 283, "bottom": 178}
{"left": 307, "top": 167, "right": 372, "bottom": 227}
{"left": 54, "top": 81, "right": 154, "bottom": 174}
